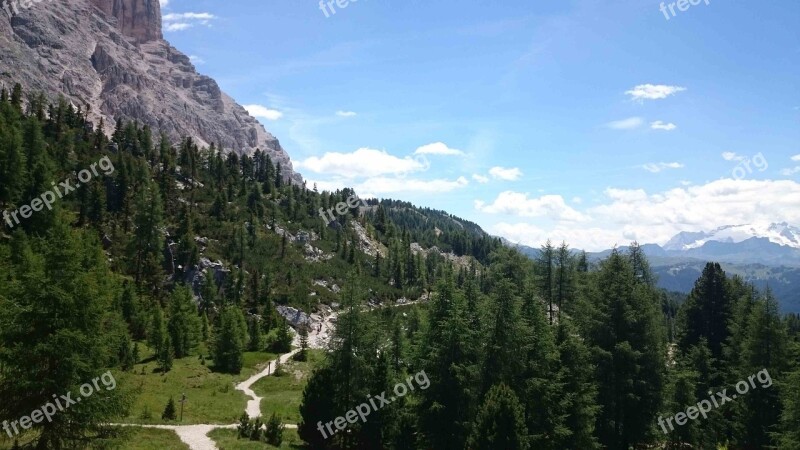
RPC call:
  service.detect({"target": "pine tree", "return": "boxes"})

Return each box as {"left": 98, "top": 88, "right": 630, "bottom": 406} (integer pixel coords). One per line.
{"left": 537, "top": 240, "right": 555, "bottom": 324}
{"left": 678, "top": 262, "right": 733, "bottom": 362}
{"left": 160, "top": 334, "right": 174, "bottom": 372}
{"left": 520, "top": 279, "right": 567, "bottom": 450}
{"left": 264, "top": 412, "right": 285, "bottom": 446}
{"left": 272, "top": 317, "right": 293, "bottom": 353}
{"left": 779, "top": 368, "right": 800, "bottom": 449}
{"left": 214, "top": 306, "right": 246, "bottom": 374}
{"left": 175, "top": 205, "right": 198, "bottom": 273}
{"left": 555, "top": 317, "right": 599, "bottom": 449}
{"left": 162, "top": 397, "right": 177, "bottom": 421}
{"left": 299, "top": 365, "right": 338, "bottom": 449}
{"left": 0, "top": 224, "right": 131, "bottom": 447}
{"left": 735, "top": 290, "right": 787, "bottom": 448}
{"left": 167, "top": 285, "right": 202, "bottom": 358}
{"left": 418, "top": 276, "right": 479, "bottom": 450}
{"left": 248, "top": 316, "right": 263, "bottom": 351}
{"left": 584, "top": 250, "right": 665, "bottom": 449}
{"left": 148, "top": 307, "right": 168, "bottom": 363}
{"left": 128, "top": 178, "right": 165, "bottom": 294}
{"left": 467, "top": 383, "right": 529, "bottom": 450}
{"left": 297, "top": 323, "right": 309, "bottom": 361}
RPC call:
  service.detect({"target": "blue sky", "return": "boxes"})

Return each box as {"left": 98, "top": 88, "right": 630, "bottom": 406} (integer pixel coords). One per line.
{"left": 162, "top": 0, "right": 799, "bottom": 250}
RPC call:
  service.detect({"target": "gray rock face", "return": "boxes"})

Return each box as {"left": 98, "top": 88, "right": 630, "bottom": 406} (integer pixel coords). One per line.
{"left": 0, "top": 0, "right": 302, "bottom": 183}
{"left": 89, "top": 0, "right": 162, "bottom": 43}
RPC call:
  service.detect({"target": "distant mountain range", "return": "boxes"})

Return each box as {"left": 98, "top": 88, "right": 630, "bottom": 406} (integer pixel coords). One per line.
{"left": 507, "top": 223, "right": 800, "bottom": 313}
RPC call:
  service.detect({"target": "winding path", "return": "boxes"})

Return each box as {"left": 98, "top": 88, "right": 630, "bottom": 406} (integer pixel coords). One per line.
{"left": 120, "top": 312, "right": 337, "bottom": 450}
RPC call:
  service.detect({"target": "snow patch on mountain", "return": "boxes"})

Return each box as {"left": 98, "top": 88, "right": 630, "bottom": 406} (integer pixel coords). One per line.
{"left": 663, "top": 222, "right": 800, "bottom": 251}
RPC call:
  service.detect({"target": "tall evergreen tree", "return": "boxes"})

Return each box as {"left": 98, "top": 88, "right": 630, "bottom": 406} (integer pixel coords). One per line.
{"left": 0, "top": 224, "right": 131, "bottom": 447}
{"left": 584, "top": 250, "right": 665, "bottom": 449}
{"left": 467, "top": 383, "right": 529, "bottom": 450}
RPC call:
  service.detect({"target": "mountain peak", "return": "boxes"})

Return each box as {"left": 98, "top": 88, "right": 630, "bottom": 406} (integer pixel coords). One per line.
{"left": 89, "top": 0, "right": 162, "bottom": 43}
{"left": 0, "top": 0, "right": 301, "bottom": 183}
{"left": 664, "top": 223, "right": 800, "bottom": 251}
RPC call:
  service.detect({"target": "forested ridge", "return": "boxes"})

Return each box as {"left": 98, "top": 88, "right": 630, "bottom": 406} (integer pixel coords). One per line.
{"left": 0, "top": 86, "right": 798, "bottom": 449}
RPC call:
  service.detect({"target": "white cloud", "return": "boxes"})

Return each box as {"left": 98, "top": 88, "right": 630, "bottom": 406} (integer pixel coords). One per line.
{"left": 161, "top": 0, "right": 169, "bottom": 7}
{"left": 780, "top": 167, "right": 800, "bottom": 176}
{"left": 651, "top": 120, "right": 677, "bottom": 131}
{"left": 625, "top": 84, "right": 686, "bottom": 101}
{"left": 490, "top": 222, "right": 624, "bottom": 252}
{"left": 489, "top": 166, "right": 523, "bottom": 181}
{"left": 336, "top": 111, "right": 357, "bottom": 117}
{"left": 356, "top": 176, "right": 469, "bottom": 194}
{"left": 475, "top": 191, "right": 589, "bottom": 222}
{"left": 244, "top": 105, "right": 283, "bottom": 121}
{"left": 165, "top": 23, "right": 191, "bottom": 31}
{"left": 163, "top": 12, "right": 215, "bottom": 21}
{"left": 188, "top": 55, "right": 205, "bottom": 65}
{"left": 781, "top": 155, "right": 800, "bottom": 175}
{"left": 414, "top": 142, "right": 465, "bottom": 156}
{"left": 722, "top": 152, "right": 746, "bottom": 162}
{"left": 472, "top": 173, "right": 489, "bottom": 183}
{"left": 296, "top": 148, "right": 427, "bottom": 179}
{"left": 641, "top": 162, "right": 684, "bottom": 173}
{"left": 488, "top": 179, "right": 800, "bottom": 251}
{"left": 163, "top": 12, "right": 215, "bottom": 32}
{"left": 607, "top": 117, "right": 644, "bottom": 130}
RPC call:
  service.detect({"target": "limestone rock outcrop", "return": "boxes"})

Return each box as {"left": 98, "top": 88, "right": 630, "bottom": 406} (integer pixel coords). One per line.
{"left": 0, "top": 0, "right": 302, "bottom": 183}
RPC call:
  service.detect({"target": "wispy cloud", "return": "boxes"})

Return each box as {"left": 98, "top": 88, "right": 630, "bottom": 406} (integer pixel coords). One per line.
{"left": 625, "top": 84, "right": 686, "bottom": 101}
{"left": 722, "top": 151, "right": 746, "bottom": 162}
{"left": 641, "top": 162, "right": 684, "bottom": 173}
{"left": 188, "top": 55, "right": 205, "bottom": 65}
{"left": 336, "top": 110, "right": 357, "bottom": 117}
{"left": 296, "top": 148, "right": 427, "bottom": 179}
{"left": 489, "top": 166, "right": 523, "bottom": 181}
{"left": 607, "top": 117, "right": 644, "bottom": 130}
{"left": 163, "top": 12, "right": 216, "bottom": 32}
{"left": 651, "top": 120, "right": 677, "bottom": 131}
{"left": 475, "top": 191, "right": 589, "bottom": 222}
{"left": 244, "top": 105, "right": 283, "bottom": 121}
{"left": 472, "top": 173, "right": 489, "bottom": 183}
{"left": 780, "top": 154, "right": 800, "bottom": 176}
{"left": 414, "top": 142, "right": 465, "bottom": 156}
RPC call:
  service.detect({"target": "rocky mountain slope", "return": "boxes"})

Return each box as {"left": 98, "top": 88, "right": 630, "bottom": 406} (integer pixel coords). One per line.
{"left": 0, "top": 0, "right": 301, "bottom": 183}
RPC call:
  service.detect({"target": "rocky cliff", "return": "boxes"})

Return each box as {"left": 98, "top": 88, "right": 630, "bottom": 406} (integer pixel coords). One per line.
{"left": 0, "top": 0, "right": 301, "bottom": 183}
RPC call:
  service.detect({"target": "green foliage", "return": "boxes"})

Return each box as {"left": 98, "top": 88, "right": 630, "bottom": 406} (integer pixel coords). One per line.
{"left": 161, "top": 397, "right": 177, "bottom": 421}
{"left": 168, "top": 285, "right": 202, "bottom": 358}
{"left": 264, "top": 412, "right": 285, "bottom": 446}
{"left": 0, "top": 224, "right": 132, "bottom": 448}
{"left": 582, "top": 249, "right": 666, "bottom": 449}
{"left": 214, "top": 306, "right": 246, "bottom": 374}
{"left": 271, "top": 318, "right": 293, "bottom": 353}
{"left": 467, "top": 383, "right": 529, "bottom": 450}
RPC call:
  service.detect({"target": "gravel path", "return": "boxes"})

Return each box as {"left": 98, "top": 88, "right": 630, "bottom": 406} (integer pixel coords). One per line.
{"left": 118, "top": 312, "right": 336, "bottom": 449}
